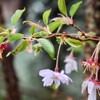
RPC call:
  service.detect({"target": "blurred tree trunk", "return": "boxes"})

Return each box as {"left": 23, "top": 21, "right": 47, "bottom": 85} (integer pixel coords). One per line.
{"left": 85, "top": 0, "right": 100, "bottom": 100}
{"left": 2, "top": 50, "right": 20, "bottom": 100}
{"left": 0, "top": 0, "right": 21, "bottom": 100}
{"left": 85, "top": 0, "right": 100, "bottom": 36}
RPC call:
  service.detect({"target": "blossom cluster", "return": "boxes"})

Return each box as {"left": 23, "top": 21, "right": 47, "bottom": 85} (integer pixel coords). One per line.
{"left": 39, "top": 51, "right": 78, "bottom": 88}
{"left": 39, "top": 41, "right": 100, "bottom": 100}
{"left": 82, "top": 41, "right": 100, "bottom": 100}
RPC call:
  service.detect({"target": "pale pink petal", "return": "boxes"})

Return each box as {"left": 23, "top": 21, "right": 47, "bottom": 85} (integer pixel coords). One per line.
{"left": 88, "top": 81, "right": 95, "bottom": 94}
{"left": 42, "top": 76, "right": 53, "bottom": 87}
{"left": 88, "top": 87, "right": 96, "bottom": 100}
{"left": 64, "top": 57, "right": 71, "bottom": 62}
{"left": 64, "top": 56, "right": 78, "bottom": 74}
{"left": 65, "top": 63, "right": 73, "bottom": 74}
{"left": 72, "top": 60, "right": 78, "bottom": 71}
{"left": 60, "top": 70, "right": 64, "bottom": 74}
{"left": 39, "top": 69, "right": 53, "bottom": 77}
{"left": 62, "top": 74, "right": 73, "bottom": 85}
{"left": 59, "top": 72, "right": 73, "bottom": 84}
{"left": 81, "top": 80, "right": 88, "bottom": 93}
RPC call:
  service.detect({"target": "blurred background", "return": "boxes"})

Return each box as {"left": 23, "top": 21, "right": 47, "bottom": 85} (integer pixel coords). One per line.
{"left": 0, "top": 0, "right": 100, "bottom": 100}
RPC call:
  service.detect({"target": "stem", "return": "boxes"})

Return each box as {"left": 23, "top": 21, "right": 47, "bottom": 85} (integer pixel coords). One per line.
{"left": 69, "top": 49, "right": 74, "bottom": 57}
{"left": 91, "top": 41, "right": 100, "bottom": 61}
{"left": 55, "top": 42, "right": 62, "bottom": 72}
{"left": 95, "top": 67, "right": 99, "bottom": 81}
{"left": 72, "top": 24, "right": 86, "bottom": 36}
{"left": 22, "top": 32, "right": 100, "bottom": 41}
{"left": 57, "top": 25, "right": 62, "bottom": 33}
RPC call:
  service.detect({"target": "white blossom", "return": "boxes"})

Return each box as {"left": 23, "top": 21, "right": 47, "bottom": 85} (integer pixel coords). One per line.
{"left": 64, "top": 56, "right": 78, "bottom": 74}
{"left": 82, "top": 79, "right": 100, "bottom": 100}
{"left": 39, "top": 69, "right": 73, "bottom": 88}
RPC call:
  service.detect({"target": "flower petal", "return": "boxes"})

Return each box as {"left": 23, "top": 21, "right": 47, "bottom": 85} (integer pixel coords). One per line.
{"left": 39, "top": 69, "right": 53, "bottom": 77}
{"left": 88, "top": 81, "right": 94, "bottom": 94}
{"left": 72, "top": 60, "right": 78, "bottom": 71}
{"left": 59, "top": 73, "right": 73, "bottom": 84}
{"left": 81, "top": 80, "right": 88, "bottom": 93}
{"left": 42, "top": 76, "right": 53, "bottom": 87}
{"left": 88, "top": 87, "right": 96, "bottom": 100}
{"left": 65, "top": 63, "right": 73, "bottom": 74}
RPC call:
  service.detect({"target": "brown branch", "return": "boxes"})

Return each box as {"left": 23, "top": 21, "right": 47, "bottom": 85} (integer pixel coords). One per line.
{"left": 23, "top": 32, "right": 100, "bottom": 42}
{"left": 71, "top": 24, "right": 86, "bottom": 37}
{"left": 44, "top": 32, "right": 100, "bottom": 41}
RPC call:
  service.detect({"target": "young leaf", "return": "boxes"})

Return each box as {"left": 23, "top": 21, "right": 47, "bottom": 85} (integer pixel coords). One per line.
{"left": 70, "top": 1, "right": 82, "bottom": 17}
{"left": 24, "top": 21, "right": 44, "bottom": 30}
{"left": 66, "top": 38, "right": 84, "bottom": 48}
{"left": 38, "top": 38, "right": 55, "bottom": 59}
{"left": 58, "top": 0, "right": 67, "bottom": 16}
{"left": 11, "top": 8, "right": 25, "bottom": 25}
{"left": 32, "top": 43, "right": 42, "bottom": 51}
{"left": 43, "top": 9, "right": 51, "bottom": 25}
{"left": 16, "top": 40, "right": 28, "bottom": 52}
{"left": 32, "top": 43, "right": 42, "bottom": 56}
{"left": 7, "top": 40, "right": 28, "bottom": 56}
{"left": 29, "top": 26, "right": 35, "bottom": 35}
{"left": 49, "top": 22, "right": 61, "bottom": 32}
{"left": 8, "top": 34, "right": 23, "bottom": 42}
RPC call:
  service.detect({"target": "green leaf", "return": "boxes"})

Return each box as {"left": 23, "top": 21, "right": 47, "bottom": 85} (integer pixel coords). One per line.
{"left": 70, "top": 1, "right": 82, "bottom": 17}
{"left": 11, "top": 8, "right": 25, "bottom": 25}
{"left": 17, "top": 40, "right": 28, "bottom": 52}
{"left": 56, "top": 37, "right": 62, "bottom": 43}
{"left": 29, "top": 26, "right": 35, "bottom": 35}
{"left": 32, "top": 43, "right": 42, "bottom": 56}
{"left": 58, "top": 0, "right": 67, "bottom": 16}
{"left": 66, "top": 38, "right": 84, "bottom": 48}
{"left": 0, "top": 36, "right": 5, "bottom": 44}
{"left": 38, "top": 38, "right": 55, "bottom": 59}
{"left": 0, "top": 27, "right": 6, "bottom": 32}
{"left": 24, "top": 21, "right": 44, "bottom": 30}
{"left": 8, "top": 34, "right": 23, "bottom": 42}
{"left": 49, "top": 22, "right": 61, "bottom": 32}
{"left": 32, "top": 43, "right": 42, "bottom": 51}
{"left": 87, "top": 31, "right": 96, "bottom": 36}
{"left": 33, "top": 31, "right": 47, "bottom": 37}
{"left": 43, "top": 9, "right": 51, "bottom": 25}
{"left": 7, "top": 40, "right": 28, "bottom": 56}
{"left": 0, "top": 28, "right": 9, "bottom": 36}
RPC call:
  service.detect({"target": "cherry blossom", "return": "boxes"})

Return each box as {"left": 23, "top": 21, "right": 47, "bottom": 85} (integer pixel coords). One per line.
{"left": 39, "top": 69, "right": 73, "bottom": 88}
{"left": 82, "top": 41, "right": 100, "bottom": 74}
{"left": 64, "top": 55, "right": 78, "bottom": 74}
{"left": 82, "top": 78, "right": 100, "bottom": 100}
{"left": 82, "top": 58, "right": 99, "bottom": 74}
